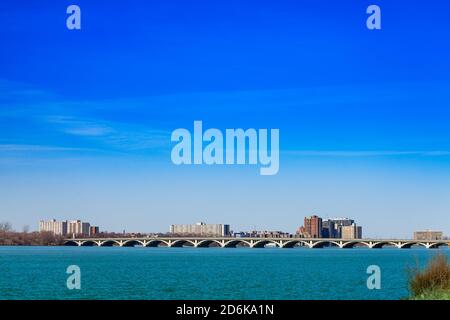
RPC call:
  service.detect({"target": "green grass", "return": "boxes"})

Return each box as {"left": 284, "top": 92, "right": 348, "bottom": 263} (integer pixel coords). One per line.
{"left": 410, "top": 289, "right": 450, "bottom": 300}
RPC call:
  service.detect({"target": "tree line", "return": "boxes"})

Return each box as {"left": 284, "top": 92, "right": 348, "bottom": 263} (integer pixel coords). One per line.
{"left": 0, "top": 222, "right": 64, "bottom": 246}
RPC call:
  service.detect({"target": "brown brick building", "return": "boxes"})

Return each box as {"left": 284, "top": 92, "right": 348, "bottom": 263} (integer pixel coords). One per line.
{"left": 302, "top": 215, "right": 323, "bottom": 238}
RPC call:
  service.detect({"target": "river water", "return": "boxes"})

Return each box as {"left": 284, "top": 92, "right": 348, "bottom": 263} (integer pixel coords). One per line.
{"left": 0, "top": 246, "right": 448, "bottom": 300}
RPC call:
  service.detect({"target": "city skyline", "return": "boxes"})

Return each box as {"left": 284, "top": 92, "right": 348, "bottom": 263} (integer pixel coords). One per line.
{"left": 1, "top": 0, "right": 450, "bottom": 238}
{"left": 35, "top": 217, "right": 447, "bottom": 241}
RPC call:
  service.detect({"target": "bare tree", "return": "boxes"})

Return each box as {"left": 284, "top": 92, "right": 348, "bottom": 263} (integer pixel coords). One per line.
{"left": 22, "top": 225, "right": 30, "bottom": 233}
{"left": 0, "top": 221, "right": 13, "bottom": 232}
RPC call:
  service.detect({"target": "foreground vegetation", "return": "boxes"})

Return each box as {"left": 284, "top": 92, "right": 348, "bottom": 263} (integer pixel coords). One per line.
{"left": 409, "top": 253, "right": 450, "bottom": 300}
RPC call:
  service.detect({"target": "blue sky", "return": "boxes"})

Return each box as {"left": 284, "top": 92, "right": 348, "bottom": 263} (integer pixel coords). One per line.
{"left": 0, "top": 0, "right": 449, "bottom": 237}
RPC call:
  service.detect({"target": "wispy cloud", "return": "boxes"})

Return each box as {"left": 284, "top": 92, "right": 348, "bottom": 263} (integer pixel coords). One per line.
{"left": 44, "top": 115, "right": 171, "bottom": 151}
{"left": 46, "top": 116, "right": 114, "bottom": 137}
{"left": 65, "top": 127, "right": 113, "bottom": 137}
{"left": 0, "top": 144, "right": 88, "bottom": 152}
{"left": 284, "top": 150, "right": 450, "bottom": 157}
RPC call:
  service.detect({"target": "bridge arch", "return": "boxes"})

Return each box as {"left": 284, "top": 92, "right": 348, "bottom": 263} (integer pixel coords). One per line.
{"left": 281, "top": 240, "right": 311, "bottom": 248}
{"left": 80, "top": 240, "right": 99, "bottom": 247}
{"left": 400, "top": 242, "right": 428, "bottom": 249}
{"left": 170, "top": 239, "right": 196, "bottom": 248}
{"left": 64, "top": 240, "right": 79, "bottom": 246}
{"left": 311, "top": 240, "right": 342, "bottom": 248}
{"left": 341, "top": 241, "right": 371, "bottom": 249}
{"left": 145, "top": 240, "right": 169, "bottom": 247}
{"left": 100, "top": 240, "right": 121, "bottom": 247}
{"left": 428, "top": 242, "right": 449, "bottom": 249}
{"left": 196, "top": 239, "right": 223, "bottom": 248}
{"left": 122, "top": 240, "right": 145, "bottom": 247}
{"left": 252, "top": 240, "right": 280, "bottom": 248}
{"left": 223, "top": 239, "right": 251, "bottom": 248}
{"left": 371, "top": 241, "right": 400, "bottom": 249}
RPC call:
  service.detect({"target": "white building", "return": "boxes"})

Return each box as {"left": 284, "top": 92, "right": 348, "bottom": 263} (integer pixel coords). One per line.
{"left": 39, "top": 219, "right": 67, "bottom": 235}
{"left": 67, "top": 220, "right": 91, "bottom": 236}
{"left": 341, "top": 223, "right": 363, "bottom": 239}
{"left": 169, "top": 222, "right": 230, "bottom": 237}
{"left": 39, "top": 219, "right": 91, "bottom": 236}
{"left": 414, "top": 231, "right": 443, "bottom": 241}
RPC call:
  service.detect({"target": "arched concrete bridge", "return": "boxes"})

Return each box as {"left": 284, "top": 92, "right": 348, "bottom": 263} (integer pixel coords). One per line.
{"left": 64, "top": 237, "right": 449, "bottom": 249}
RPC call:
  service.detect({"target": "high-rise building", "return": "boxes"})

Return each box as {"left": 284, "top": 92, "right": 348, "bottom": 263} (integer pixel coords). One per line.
{"left": 341, "top": 223, "right": 363, "bottom": 239}
{"left": 323, "top": 218, "right": 355, "bottom": 238}
{"left": 414, "top": 231, "right": 443, "bottom": 241}
{"left": 169, "top": 222, "right": 230, "bottom": 237}
{"left": 298, "top": 216, "right": 362, "bottom": 239}
{"left": 39, "top": 219, "right": 95, "bottom": 236}
{"left": 39, "top": 219, "right": 67, "bottom": 236}
{"left": 90, "top": 226, "right": 100, "bottom": 235}
{"left": 321, "top": 220, "right": 333, "bottom": 238}
{"left": 303, "top": 215, "right": 322, "bottom": 238}
{"left": 67, "top": 220, "right": 90, "bottom": 236}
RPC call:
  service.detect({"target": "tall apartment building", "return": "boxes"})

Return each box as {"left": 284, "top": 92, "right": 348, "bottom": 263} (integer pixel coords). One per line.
{"left": 169, "top": 222, "right": 230, "bottom": 237}
{"left": 341, "top": 223, "right": 363, "bottom": 239}
{"left": 323, "top": 218, "right": 355, "bottom": 238}
{"left": 414, "top": 231, "right": 443, "bottom": 241}
{"left": 303, "top": 215, "right": 323, "bottom": 238}
{"left": 39, "top": 219, "right": 67, "bottom": 236}
{"left": 67, "top": 220, "right": 91, "bottom": 236}
{"left": 298, "top": 215, "right": 363, "bottom": 239}
{"left": 39, "top": 219, "right": 94, "bottom": 236}
{"left": 90, "top": 226, "right": 100, "bottom": 235}
{"left": 322, "top": 220, "right": 335, "bottom": 238}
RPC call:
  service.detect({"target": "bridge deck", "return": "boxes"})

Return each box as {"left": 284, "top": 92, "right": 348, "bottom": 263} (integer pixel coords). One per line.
{"left": 64, "top": 237, "right": 449, "bottom": 249}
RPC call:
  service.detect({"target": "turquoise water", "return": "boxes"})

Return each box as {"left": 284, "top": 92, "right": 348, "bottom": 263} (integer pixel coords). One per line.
{"left": 0, "top": 246, "right": 448, "bottom": 300}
